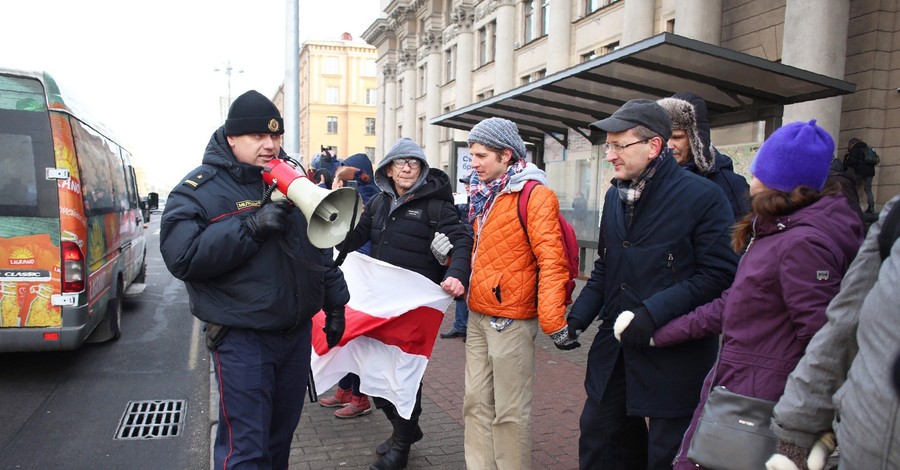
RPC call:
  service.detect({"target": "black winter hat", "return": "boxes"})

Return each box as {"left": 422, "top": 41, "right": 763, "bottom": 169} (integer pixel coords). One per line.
{"left": 224, "top": 90, "right": 285, "bottom": 136}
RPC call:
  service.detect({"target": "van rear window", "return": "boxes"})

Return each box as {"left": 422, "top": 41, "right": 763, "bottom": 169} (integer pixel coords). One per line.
{"left": 0, "top": 75, "right": 57, "bottom": 218}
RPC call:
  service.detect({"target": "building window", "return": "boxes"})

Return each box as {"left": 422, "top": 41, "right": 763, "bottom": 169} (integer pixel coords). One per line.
{"left": 445, "top": 46, "right": 456, "bottom": 83}
{"left": 540, "top": 0, "right": 550, "bottom": 36}
{"left": 417, "top": 116, "right": 425, "bottom": 145}
{"left": 418, "top": 64, "right": 427, "bottom": 96}
{"left": 365, "top": 118, "right": 376, "bottom": 135}
{"left": 585, "top": 0, "right": 600, "bottom": 14}
{"left": 326, "top": 116, "right": 338, "bottom": 133}
{"left": 366, "top": 88, "right": 376, "bottom": 105}
{"left": 490, "top": 21, "right": 497, "bottom": 60}
{"left": 581, "top": 51, "right": 597, "bottom": 62}
{"left": 326, "top": 87, "right": 339, "bottom": 104}
{"left": 666, "top": 18, "right": 675, "bottom": 33}
{"left": 535, "top": 68, "right": 546, "bottom": 80}
{"left": 365, "top": 147, "right": 375, "bottom": 159}
{"left": 363, "top": 59, "right": 376, "bottom": 77}
{"left": 441, "top": 105, "right": 453, "bottom": 141}
{"left": 521, "top": 74, "right": 532, "bottom": 86}
{"left": 524, "top": 1, "right": 535, "bottom": 42}
{"left": 325, "top": 57, "right": 339, "bottom": 74}
{"left": 603, "top": 41, "right": 620, "bottom": 55}
{"left": 478, "top": 26, "right": 488, "bottom": 65}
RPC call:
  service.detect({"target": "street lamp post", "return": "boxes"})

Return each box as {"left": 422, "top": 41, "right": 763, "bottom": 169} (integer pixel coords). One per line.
{"left": 214, "top": 61, "right": 243, "bottom": 115}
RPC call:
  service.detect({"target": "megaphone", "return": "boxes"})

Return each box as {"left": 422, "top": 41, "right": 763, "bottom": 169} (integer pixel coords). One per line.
{"left": 262, "top": 158, "right": 363, "bottom": 249}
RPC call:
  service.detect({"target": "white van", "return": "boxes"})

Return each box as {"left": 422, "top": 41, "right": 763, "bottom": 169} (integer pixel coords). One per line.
{"left": 0, "top": 68, "right": 157, "bottom": 351}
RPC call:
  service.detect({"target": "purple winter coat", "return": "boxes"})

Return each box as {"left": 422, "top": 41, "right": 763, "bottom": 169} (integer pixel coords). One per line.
{"left": 652, "top": 194, "right": 864, "bottom": 469}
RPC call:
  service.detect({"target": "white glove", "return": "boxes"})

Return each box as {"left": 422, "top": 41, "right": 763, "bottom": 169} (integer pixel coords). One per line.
{"left": 613, "top": 311, "right": 655, "bottom": 346}
{"left": 430, "top": 232, "right": 453, "bottom": 265}
{"left": 765, "top": 455, "right": 800, "bottom": 470}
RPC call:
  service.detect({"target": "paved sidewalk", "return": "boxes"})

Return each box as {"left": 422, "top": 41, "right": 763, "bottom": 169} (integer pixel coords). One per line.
{"left": 288, "top": 281, "right": 595, "bottom": 469}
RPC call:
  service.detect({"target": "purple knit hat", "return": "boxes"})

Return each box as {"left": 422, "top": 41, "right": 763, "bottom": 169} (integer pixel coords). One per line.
{"left": 749, "top": 120, "right": 834, "bottom": 192}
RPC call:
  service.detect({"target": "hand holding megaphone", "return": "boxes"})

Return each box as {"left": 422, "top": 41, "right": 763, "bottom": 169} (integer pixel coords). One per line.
{"left": 262, "top": 158, "right": 363, "bottom": 249}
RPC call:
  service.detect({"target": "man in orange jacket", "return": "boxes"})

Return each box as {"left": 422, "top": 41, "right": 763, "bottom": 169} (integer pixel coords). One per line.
{"left": 462, "top": 117, "right": 579, "bottom": 469}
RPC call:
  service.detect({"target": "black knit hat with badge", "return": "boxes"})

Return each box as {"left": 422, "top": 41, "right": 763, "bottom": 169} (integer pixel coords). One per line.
{"left": 224, "top": 90, "right": 285, "bottom": 136}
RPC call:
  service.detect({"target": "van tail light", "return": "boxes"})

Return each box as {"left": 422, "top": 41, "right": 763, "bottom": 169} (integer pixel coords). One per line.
{"left": 61, "top": 241, "right": 85, "bottom": 293}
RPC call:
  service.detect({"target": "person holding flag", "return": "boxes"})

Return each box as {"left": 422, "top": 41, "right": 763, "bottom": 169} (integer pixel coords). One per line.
{"left": 333, "top": 137, "right": 472, "bottom": 470}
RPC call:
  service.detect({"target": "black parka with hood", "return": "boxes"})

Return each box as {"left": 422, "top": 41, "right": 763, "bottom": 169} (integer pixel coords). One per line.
{"left": 160, "top": 127, "right": 349, "bottom": 330}
{"left": 658, "top": 92, "right": 751, "bottom": 221}
{"left": 341, "top": 138, "right": 472, "bottom": 286}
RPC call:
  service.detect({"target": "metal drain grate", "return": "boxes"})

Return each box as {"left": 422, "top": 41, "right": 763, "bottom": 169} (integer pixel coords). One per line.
{"left": 114, "top": 399, "right": 185, "bottom": 440}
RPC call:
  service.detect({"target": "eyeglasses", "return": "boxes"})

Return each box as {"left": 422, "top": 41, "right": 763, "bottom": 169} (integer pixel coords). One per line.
{"left": 601, "top": 139, "right": 650, "bottom": 154}
{"left": 391, "top": 158, "right": 422, "bottom": 169}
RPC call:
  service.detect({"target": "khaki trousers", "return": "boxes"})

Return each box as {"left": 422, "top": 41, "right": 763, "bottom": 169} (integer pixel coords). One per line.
{"left": 463, "top": 313, "right": 537, "bottom": 470}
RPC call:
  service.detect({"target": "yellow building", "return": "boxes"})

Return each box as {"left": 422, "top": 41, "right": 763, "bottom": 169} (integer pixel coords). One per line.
{"left": 276, "top": 33, "right": 378, "bottom": 168}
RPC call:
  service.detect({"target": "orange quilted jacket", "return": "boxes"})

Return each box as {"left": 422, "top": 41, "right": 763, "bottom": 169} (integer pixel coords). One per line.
{"left": 468, "top": 184, "right": 568, "bottom": 334}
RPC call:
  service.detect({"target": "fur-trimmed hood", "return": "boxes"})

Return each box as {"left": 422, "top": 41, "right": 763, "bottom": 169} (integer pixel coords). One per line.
{"left": 657, "top": 92, "right": 715, "bottom": 174}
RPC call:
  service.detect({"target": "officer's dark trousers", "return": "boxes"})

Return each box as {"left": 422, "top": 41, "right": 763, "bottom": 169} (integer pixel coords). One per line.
{"left": 212, "top": 323, "right": 311, "bottom": 469}
{"left": 373, "top": 382, "right": 424, "bottom": 428}
{"left": 579, "top": 351, "right": 692, "bottom": 470}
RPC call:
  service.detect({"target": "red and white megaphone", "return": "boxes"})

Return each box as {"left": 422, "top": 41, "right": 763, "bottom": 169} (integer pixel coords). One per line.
{"left": 262, "top": 158, "right": 363, "bottom": 249}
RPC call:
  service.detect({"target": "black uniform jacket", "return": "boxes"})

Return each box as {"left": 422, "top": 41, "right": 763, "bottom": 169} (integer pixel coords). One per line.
{"left": 160, "top": 127, "right": 349, "bottom": 330}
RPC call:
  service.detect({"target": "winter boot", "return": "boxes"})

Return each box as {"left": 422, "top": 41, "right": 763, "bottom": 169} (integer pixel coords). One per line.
{"left": 318, "top": 387, "right": 351, "bottom": 408}
{"left": 334, "top": 393, "right": 372, "bottom": 418}
{"left": 375, "top": 423, "right": 423, "bottom": 456}
{"left": 369, "top": 419, "right": 416, "bottom": 470}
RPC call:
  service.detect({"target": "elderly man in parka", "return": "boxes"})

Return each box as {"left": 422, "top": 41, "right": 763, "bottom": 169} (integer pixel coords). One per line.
{"left": 657, "top": 92, "right": 750, "bottom": 221}
{"left": 566, "top": 99, "right": 739, "bottom": 469}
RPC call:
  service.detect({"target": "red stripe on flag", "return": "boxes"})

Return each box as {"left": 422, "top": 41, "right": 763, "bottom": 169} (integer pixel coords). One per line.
{"left": 312, "top": 305, "right": 444, "bottom": 357}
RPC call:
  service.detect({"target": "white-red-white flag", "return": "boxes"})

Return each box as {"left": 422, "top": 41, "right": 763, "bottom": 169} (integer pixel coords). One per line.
{"left": 311, "top": 252, "right": 452, "bottom": 419}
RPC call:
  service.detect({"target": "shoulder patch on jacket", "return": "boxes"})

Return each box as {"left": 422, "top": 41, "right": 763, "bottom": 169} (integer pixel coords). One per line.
{"left": 181, "top": 167, "right": 217, "bottom": 189}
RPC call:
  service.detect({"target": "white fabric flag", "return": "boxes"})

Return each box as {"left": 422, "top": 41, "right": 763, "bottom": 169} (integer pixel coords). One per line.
{"left": 311, "top": 252, "right": 452, "bottom": 419}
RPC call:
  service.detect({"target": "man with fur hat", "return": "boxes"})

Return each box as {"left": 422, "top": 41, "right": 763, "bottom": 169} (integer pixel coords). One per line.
{"left": 160, "top": 90, "right": 349, "bottom": 469}
{"left": 340, "top": 137, "right": 472, "bottom": 470}
{"left": 566, "top": 99, "right": 739, "bottom": 469}
{"left": 657, "top": 92, "right": 750, "bottom": 220}
{"left": 462, "top": 117, "right": 578, "bottom": 469}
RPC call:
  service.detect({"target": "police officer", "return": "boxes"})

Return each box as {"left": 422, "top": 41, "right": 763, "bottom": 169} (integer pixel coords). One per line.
{"left": 160, "top": 90, "right": 348, "bottom": 469}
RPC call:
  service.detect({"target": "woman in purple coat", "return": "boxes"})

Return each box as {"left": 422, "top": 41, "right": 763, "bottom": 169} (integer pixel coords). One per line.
{"left": 646, "top": 120, "right": 865, "bottom": 469}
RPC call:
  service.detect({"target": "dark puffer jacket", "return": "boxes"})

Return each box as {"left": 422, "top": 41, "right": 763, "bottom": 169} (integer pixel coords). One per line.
{"left": 660, "top": 92, "right": 751, "bottom": 220}
{"left": 160, "top": 127, "right": 349, "bottom": 330}
{"left": 340, "top": 140, "right": 472, "bottom": 286}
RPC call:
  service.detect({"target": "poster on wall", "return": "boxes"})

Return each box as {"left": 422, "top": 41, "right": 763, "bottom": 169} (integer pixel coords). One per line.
{"left": 567, "top": 128, "right": 594, "bottom": 161}
{"left": 543, "top": 132, "right": 565, "bottom": 163}
{"left": 454, "top": 142, "right": 471, "bottom": 204}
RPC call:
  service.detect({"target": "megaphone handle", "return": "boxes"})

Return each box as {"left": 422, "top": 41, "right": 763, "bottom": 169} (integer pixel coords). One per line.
{"left": 331, "top": 195, "right": 361, "bottom": 268}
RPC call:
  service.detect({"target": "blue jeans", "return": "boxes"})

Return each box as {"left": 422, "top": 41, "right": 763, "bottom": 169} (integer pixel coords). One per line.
{"left": 453, "top": 299, "right": 469, "bottom": 333}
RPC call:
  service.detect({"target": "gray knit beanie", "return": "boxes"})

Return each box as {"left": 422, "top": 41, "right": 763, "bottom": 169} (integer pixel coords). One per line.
{"left": 467, "top": 117, "right": 527, "bottom": 161}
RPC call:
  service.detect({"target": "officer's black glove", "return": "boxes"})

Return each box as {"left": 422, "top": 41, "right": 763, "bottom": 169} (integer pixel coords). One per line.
{"left": 244, "top": 200, "right": 292, "bottom": 241}
{"left": 619, "top": 305, "right": 656, "bottom": 349}
{"left": 324, "top": 306, "right": 346, "bottom": 349}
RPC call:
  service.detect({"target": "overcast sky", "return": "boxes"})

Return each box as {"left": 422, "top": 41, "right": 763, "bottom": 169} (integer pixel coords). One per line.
{"left": 1, "top": 0, "right": 382, "bottom": 193}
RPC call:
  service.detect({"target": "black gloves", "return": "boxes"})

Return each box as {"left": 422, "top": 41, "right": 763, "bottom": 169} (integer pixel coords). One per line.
{"left": 550, "top": 326, "right": 581, "bottom": 350}
{"left": 619, "top": 305, "right": 655, "bottom": 349}
{"left": 567, "top": 316, "right": 586, "bottom": 342}
{"left": 244, "top": 200, "right": 292, "bottom": 241}
{"left": 324, "top": 306, "right": 346, "bottom": 348}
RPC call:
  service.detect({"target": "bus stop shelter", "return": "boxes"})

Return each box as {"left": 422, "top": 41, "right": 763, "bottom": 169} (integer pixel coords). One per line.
{"left": 431, "top": 33, "right": 857, "bottom": 149}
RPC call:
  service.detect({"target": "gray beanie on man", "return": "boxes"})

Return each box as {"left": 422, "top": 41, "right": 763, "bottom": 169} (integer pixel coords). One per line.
{"left": 467, "top": 117, "right": 527, "bottom": 161}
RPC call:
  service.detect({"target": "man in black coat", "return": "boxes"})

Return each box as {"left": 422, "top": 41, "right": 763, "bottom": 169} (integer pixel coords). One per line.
{"left": 341, "top": 137, "right": 472, "bottom": 470}
{"left": 566, "top": 99, "right": 738, "bottom": 469}
{"left": 160, "top": 90, "right": 349, "bottom": 469}
{"left": 844, "top": 137, "right": 878, "bottom": 213}
{"left": 656, "top": 92, "right": 750, "bottom": 221}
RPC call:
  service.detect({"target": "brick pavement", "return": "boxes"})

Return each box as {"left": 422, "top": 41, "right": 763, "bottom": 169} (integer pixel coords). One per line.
{"left": 288, "top": 281, "right": 595, "bottom": 469}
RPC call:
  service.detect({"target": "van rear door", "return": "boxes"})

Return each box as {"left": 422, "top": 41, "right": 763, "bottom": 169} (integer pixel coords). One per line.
{"left": 0, "top": 74, "right": 64, "bottom": 328}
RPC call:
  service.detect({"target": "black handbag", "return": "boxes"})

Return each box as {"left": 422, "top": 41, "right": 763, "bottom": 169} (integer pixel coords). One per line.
{"left": 686, "top": 385, "right": 777, "bottom": 470}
